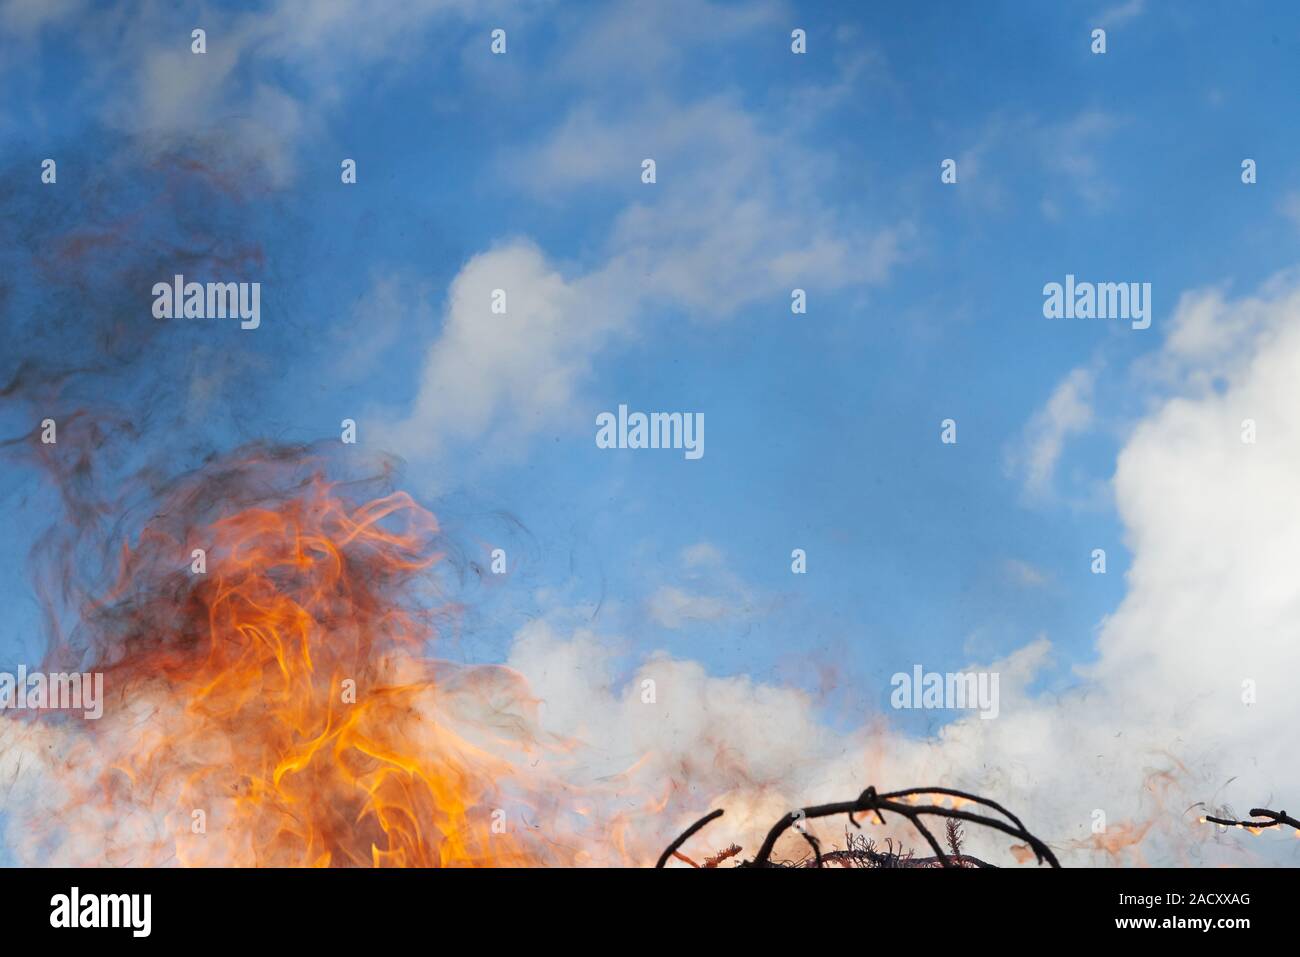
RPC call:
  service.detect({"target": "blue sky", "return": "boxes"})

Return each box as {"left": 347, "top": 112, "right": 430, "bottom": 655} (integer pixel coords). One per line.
{"left": 4, "top": 1, "right": 1300, "bottom": 865}
{"left": 0, "top": 0, "right": 1295, "bottom": 715}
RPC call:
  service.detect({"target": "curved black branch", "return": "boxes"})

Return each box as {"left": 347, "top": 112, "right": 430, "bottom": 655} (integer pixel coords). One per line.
{"left": 903, "top": 812, "right": 951, "bottom": 866}
{"left": 1203, "top": 807, "right": 1300, "bottom": 832}
{"left": 886, "top": 786, "right": 1032, "bottom": 834}
{"left": 655, "top": 808, "right": 724, "bottom": 868}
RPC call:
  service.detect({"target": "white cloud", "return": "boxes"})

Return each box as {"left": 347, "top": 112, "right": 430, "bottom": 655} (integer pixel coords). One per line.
{"left": 1001, "top": 275, "right": 1300, "bottom": 862}
{"left": 374, "top": 239, "right": 630, "bottom": 463}
{"left": 646, "top": 586, "right": 731, "bottom": 629}
{"left": 515, "top": 93, "right": 909, "bottom": 314}
{"left": 1013, "top": 366, "right": 1096, "bottom": 499}
{"left": 385, "top": 88, "right": 908, "bottom": 464}
{"left": 646, "top": 543, "right": 754, "bottom": 630}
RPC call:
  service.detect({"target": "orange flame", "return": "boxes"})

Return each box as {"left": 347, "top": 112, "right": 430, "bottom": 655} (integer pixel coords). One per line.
{"left": 25, "top": 472, "right": 621, "bottom": 866}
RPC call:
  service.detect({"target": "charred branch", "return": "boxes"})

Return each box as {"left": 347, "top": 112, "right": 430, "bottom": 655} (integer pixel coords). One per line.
{"left": 655, "top": 808, "right": 725, "bottom": 868}
{"left": 1202, "top": 807, "right": 1300, "bottom": 833}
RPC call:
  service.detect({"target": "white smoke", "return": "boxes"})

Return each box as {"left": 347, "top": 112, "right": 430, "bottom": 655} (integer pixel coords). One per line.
{"left": 508, "top": 271, "right": 1300, "bottom": 867}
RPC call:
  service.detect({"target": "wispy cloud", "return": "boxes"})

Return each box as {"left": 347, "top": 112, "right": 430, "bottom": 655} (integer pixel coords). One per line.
{"left": 1004, "top": 558, "right": 1050, "bottom": 588}
{"left": 0, "top": 0, "right": 517, "bottom": 182}
{"left": 1011, "top": 366, "right": 1097, "bottom": 499}
{"left": 646, "top": 543, "right": 755, "bottom": 631}
{"left": 1097, "top": 0, "right": 1145, "bottom": 27}
{"left": 384, "top": 41, "right": 910, "bottom": 466}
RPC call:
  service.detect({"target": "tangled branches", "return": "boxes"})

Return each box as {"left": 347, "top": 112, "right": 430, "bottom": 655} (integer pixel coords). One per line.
{"left": 778, "top": 828, "right": 993, "bottom": 868}
{"left": 656, "top": 785, "right": 1060, "bottom": 869}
